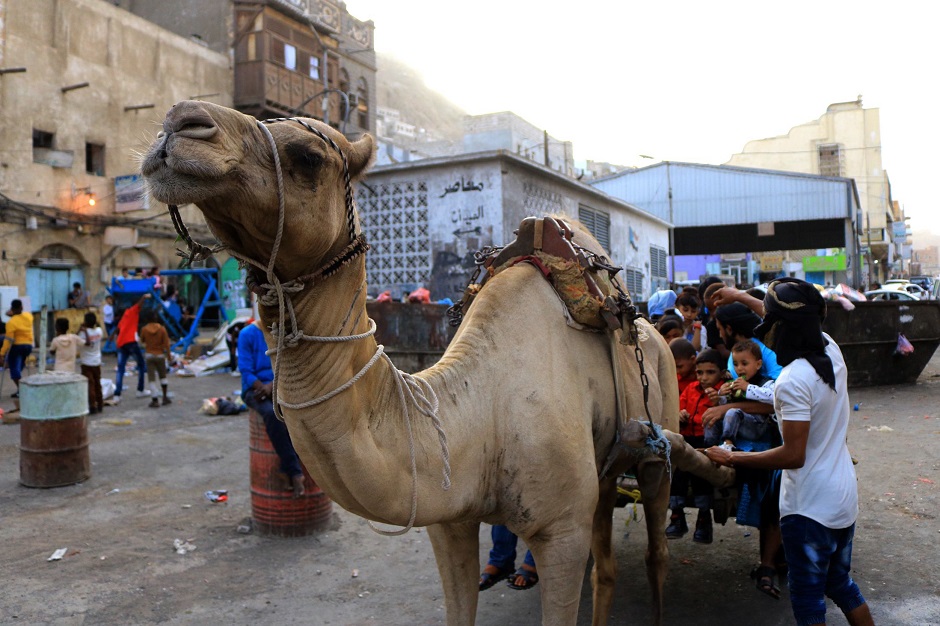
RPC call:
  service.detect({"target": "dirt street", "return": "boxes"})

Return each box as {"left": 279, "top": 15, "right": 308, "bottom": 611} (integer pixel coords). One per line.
{"left": 1, "top": 348, "right": 938, "bottom": 626}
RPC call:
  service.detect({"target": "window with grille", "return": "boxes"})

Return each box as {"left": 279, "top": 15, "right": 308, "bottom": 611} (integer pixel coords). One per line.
{"left": 624, "top": 268, "right": 644, "bottom": 297}
{"left": 578, "top": 206, "right": 610, "bottom": 252}
{"left": 818, "top": 144, "right": 843, "bottom": 177}
{"left": 650, "top": 245, "right": 667, "bottom": 280}
{"left": 358, "top": 180, "right": 431, "bottom": 295}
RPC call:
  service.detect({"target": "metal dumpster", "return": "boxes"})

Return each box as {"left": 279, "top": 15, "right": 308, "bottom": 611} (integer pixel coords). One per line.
{"left": 822, "top": 300, "right": 940, "bottom": 387}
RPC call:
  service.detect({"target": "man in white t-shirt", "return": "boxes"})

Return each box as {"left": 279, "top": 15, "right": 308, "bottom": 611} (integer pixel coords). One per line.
{"left": 706, "top": 278, "right": 873, "bottom": 626}
{"left": 78, "top": 312, "right": 105, "bottom": 414}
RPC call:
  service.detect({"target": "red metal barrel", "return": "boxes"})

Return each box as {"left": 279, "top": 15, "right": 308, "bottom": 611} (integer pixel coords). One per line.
{"left": 249, "top": 409, "right": 332, "bottom": 537}
{"left": 19, "top": 373, "right": 91, "bottom": 488}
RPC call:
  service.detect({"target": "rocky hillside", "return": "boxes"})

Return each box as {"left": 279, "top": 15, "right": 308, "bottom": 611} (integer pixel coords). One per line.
{"left": 375, "top": 53, "right": 466, "bottom": 142}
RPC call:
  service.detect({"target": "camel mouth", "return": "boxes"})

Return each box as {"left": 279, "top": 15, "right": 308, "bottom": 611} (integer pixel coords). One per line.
{"left": 141, "top": 128, "right": 235, "bottom": 205}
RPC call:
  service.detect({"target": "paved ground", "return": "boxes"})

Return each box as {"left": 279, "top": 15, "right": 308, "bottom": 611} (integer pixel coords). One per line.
{"left": 0, "top": 347, "right": 938, "bottom": 625}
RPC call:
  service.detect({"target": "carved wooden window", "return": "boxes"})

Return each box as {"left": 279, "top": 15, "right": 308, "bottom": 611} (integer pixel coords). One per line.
{"left": 356, "top": 77, "right": 369, "bottom": 129}
{"left": 309, "top": 55, "right": 320, "bottom": 80}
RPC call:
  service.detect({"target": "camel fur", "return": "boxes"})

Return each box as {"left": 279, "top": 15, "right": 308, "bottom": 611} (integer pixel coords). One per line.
{"left": 141, "top": 101, "right": 733, "bottom": 626}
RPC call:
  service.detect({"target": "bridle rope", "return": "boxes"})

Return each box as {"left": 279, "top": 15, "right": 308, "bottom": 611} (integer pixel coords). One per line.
{"left": 166, "top": 116, "right": 451, "bottom": 535}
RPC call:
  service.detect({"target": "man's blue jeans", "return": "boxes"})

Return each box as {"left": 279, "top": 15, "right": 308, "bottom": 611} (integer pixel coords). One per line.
{"left": 487, "top": 525, "right": 535, "bottom": 570}
{"left": 781, "top": 514, "right": 866, "bottom": 626}
{"left": 244, "top": 389, "right": 304, "bottom": 478}
{"left": 115, "top": 342, "right": 146, "bottom": 396}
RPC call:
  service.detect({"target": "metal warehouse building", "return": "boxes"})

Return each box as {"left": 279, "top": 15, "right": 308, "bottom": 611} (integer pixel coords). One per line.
{"left": 591, "top": 162, "right": 862, "bottom": 287}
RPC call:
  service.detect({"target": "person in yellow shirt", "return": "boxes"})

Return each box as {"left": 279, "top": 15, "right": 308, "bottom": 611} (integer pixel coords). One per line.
{"left": 1, "top": 299, "right": 34, "bottom": 398}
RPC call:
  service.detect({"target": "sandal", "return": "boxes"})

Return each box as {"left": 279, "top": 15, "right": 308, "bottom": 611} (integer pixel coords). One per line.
{"left": 479, "top": 564, "right": 513, "bottom": 591}
{"left": 507, "top": 565, "right": 539, "bottom": 591}
{"left": 751, "top": 565, "right": 780, "bottom": 600}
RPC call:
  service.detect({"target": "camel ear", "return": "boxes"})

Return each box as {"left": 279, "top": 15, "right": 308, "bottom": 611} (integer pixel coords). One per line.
{"left": 346, "top": 134, "right": 375, "bottom": 179}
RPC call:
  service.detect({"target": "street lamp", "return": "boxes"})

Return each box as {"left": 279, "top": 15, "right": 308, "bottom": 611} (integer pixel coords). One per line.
{"left": 292, "top": 88, "right": 352, "bottom": 134}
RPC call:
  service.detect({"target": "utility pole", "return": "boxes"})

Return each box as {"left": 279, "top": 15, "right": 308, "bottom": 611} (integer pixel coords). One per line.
{"left": 543, "top": 130, "right": 549, "bottom": 167}
{"left": 666, "top": 161, "right": 675, "bottom": 284}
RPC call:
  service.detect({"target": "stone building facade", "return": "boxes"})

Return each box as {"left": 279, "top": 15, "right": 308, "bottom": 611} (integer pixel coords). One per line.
{"left": 118, "top": 0, "right": 377, "bottom": 137}
{"left": 0, "top": 0, "right": 232, "bottom": 310}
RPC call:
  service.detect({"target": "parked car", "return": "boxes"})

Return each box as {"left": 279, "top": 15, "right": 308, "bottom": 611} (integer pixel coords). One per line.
{"left": 864, "top": 288, "right": 921, "bottom": 301}
{"left": 910, "top": 275, "right": 935, "bottom": 297}
{"left": 883, "top": 282, "right": 930, "bottom": 299}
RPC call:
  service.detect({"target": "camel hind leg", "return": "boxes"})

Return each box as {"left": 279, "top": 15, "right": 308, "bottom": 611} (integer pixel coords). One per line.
{"left": 426, "top": 521, "right": 481, "bottom": 626}
{"left": 636, "top": 457, "right": 670, "bottom": 626}
{"left": 589, "top": 474, "right": 620, "bottom": 626}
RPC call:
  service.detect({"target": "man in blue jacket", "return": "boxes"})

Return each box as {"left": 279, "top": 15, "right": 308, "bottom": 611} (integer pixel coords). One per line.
{"left": 238, "top": 320, "right": 305, "bottom": 496}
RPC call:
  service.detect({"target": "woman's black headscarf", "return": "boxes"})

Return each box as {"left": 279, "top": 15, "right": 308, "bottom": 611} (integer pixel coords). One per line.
{"left": 754, "top": 278, "right": 835, "bottom": 389}
{"left": 714, "top": 302, "right": 761, "bottom": 338}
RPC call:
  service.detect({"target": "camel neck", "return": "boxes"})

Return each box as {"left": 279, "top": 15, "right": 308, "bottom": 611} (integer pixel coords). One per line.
{"left": 257, "top": 262, "right": 391, "bottom": 420}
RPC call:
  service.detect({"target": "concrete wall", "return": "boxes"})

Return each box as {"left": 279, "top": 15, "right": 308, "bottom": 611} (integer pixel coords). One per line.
{"left": 0, "top": 0, "right": 233, "bottom": 306}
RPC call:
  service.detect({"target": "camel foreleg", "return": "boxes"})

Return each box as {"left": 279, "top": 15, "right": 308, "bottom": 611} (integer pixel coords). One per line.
{"left": 426, "top": 521, "right": 481, "bottom": 626}
{"left": 663, "top": 430, "right": 735, "bottom": 487}
{"left": 590, "top": 474, "right": 620, "bottom": 626}
{"left": 636, "top": 456, "right": 670, "bottom": 626}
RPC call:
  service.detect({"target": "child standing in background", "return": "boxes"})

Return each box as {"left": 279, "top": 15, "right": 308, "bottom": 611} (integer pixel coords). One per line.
{"left": 49, "top": 318, "right": 83, "bottom": 373}
{"left": 139, "top": 310, "right": 172, "bottom": 408}
{"left": 78, "top": 312, "right": 104, "bottom": 414}
{"left": 675, "top": 291, "right": 706, "bottom": 352}
{"left": 669, "top": 338, "right": 698, "bottom": 395}
{"left": 102, "top": 295, "right": 115, "bottom": 338}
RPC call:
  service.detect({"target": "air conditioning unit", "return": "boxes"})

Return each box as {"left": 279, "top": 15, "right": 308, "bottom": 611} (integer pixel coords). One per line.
{"left": 346, "top": 93, "right": 359, "bottom": 108}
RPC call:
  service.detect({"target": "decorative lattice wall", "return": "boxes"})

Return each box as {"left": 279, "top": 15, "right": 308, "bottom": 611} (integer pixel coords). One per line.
{"left": 357, "top": 181, "right": 431, "bottom": 295}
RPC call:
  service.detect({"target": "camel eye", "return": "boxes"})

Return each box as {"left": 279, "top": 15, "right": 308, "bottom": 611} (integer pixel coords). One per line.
{"left": 284, "top": 141, "right": 324, "bottom": 172}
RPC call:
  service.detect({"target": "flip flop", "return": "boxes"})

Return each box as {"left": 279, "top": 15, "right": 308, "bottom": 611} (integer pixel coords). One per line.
{"left": 751, "top": 565, "right": 780, "bottom": 600}
{"left": 479, "top": 564, "right": 513, "bottom": 591}
{"left": 507, "top": 566, "right": 539, "bottom": 591}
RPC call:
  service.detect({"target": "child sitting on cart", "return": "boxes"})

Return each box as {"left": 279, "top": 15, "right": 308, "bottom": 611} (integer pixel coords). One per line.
{"left": 707, "top": 339, "right": 777, "bottom": 449}
{"left": 665, "top": 348, "right": 726, "bottom": 543}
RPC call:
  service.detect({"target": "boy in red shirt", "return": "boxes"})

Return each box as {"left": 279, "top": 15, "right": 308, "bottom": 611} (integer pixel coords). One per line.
{"left": 108, "top": 294, "right": 150, "bottom": 405}
{"left": 669, "top": 338, "right": 698, "bottom": 395}
{"left": 666, "top": 348, "right": 727, "bottom": 543}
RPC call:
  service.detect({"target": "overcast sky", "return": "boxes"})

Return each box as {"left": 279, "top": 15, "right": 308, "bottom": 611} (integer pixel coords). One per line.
{"left": 346, "top": 0, "right": 938, "bottom": 238}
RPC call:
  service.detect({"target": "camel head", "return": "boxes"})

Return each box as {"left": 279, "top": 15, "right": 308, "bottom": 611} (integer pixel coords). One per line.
{"left": 141, "top": 100, "right": 375, "bottom": 280}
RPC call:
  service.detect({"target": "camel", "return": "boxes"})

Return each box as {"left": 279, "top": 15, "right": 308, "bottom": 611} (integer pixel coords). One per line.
{"left": 141, "top": 101, "right": 733, "bottom": 625}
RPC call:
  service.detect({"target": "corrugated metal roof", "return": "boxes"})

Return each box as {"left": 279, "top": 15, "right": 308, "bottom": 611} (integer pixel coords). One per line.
{"left": 591, "top": 162, "right": 859, "bottom": 227}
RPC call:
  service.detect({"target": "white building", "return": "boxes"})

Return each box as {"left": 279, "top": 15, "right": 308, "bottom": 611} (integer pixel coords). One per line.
{"left": 358, "top": 150, "right": 670, "bottom": 301}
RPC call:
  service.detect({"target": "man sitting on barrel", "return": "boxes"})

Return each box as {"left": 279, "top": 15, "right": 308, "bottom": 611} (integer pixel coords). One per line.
{"left": 238, "top": 319, "right": 305, "bottom": 497}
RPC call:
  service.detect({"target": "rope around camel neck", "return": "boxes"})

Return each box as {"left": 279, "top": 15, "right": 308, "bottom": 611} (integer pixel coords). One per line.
{"left": 216, "top": 120, "right": 451, "bottom": 535}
